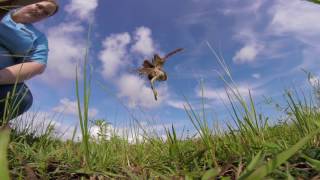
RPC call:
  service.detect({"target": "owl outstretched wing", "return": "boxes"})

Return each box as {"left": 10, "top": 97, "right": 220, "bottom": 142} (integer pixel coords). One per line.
{"left": 163, "top": 48, "right": 184, "bottom": 61}
{"left": 153, "top": 48, "right": 184, "bottom": 68}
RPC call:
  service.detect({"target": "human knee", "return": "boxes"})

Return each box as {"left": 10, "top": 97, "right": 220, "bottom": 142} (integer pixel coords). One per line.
{"left": 9, "top": 85, "right": 33, "bottom": 119}
{"left": 15, "top": 85, "right": 33, "bottom": 115}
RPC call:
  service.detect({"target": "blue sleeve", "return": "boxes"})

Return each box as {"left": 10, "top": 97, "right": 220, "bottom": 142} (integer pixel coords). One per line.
{"left": 29, "top": 34, "right": 49, "bottom": 65}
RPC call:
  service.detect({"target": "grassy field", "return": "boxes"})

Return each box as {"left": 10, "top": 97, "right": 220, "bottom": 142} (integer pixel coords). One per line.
{"left": 0, "top": 81, "right": 320, "bottom": 179}
{"left": 1, "top": 42, "right": 320, "bottom": 179}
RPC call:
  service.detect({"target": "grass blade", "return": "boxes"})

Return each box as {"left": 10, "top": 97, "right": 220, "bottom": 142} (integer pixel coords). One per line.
{"left": 0, "top": 127, "right": 10, "bottom": 180}
{"left": 301, "top": 153, "right": 320, "bottom": 171}
{"left": 202, "top": 168, "right": 219, "bottom": 180}
{"left": 241, "top": 129, "right": 320, "bottom": 180}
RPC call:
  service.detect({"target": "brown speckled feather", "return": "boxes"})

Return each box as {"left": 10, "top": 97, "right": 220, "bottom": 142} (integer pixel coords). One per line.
{"left": 152, "top": 48, "right": 184, "bottom": 68}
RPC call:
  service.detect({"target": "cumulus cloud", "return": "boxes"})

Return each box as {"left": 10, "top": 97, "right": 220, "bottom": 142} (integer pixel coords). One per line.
{"left": 52, "top": 98, "right": 99, "bottom": 118}
{"left": 40, "top": 0, "right": 100, "bottom": 84}
{"left": 41, "top": 22, "right": 86, "bottom": 83}
{"left": 117, "top": 74, "right": 167, "bottom": 108}
{"left": 99, "top": 33, "right": 131, "bottom": 78}
{"left": 268, "top": 0, "right": 320, "bottom": 44}
{"left": 228, "top": 0, "right": 320, "bottom": 71}
{"left": 131, "top": 26, "right": 156, "bottom": 57}
{"left": 98, "top": 27, "right": 168, "bottom": 109}
{"left": 233, "top": 43, "right": 263, "bottom": 63}
{"left": 268, "top": 0, "right": 320, "bottom": 71}
{"left": 65, "top": 0, "right": 99, "bottom": 21}
{"left": 231, "top": 25, "right": 265, "bottom": 63}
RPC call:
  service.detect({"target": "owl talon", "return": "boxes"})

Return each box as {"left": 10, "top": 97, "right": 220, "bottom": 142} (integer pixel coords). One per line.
{"left": 153, "top": 90, "right": 158, "bottom": 101}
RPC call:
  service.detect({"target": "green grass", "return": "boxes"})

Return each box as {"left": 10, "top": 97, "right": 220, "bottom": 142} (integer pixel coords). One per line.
{"left": 3, "top": 103, "right": 320, "bottom": 179}
{"left": 1, "top": 84, "right": 320, "bottom": 179}
{"left": 0, "top": 127, "right": 10, "bottom": 180}
{"left": 2, "top": 43, "right": 320, "bottom": 179}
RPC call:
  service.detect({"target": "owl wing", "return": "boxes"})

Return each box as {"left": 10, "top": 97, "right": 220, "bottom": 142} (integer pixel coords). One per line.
{"left": 152, "top": 48, "right": 184, "bottom": 68}
{"left": 142, "top": 60, "right": 154, "bottom": 68}
{"left": 163, "top": 48, "right": 184, "bottom": 60}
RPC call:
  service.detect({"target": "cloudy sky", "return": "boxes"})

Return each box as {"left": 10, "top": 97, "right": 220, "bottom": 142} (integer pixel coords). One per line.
{"left": 21, "top": 0, "right": 320, "bottom": 139}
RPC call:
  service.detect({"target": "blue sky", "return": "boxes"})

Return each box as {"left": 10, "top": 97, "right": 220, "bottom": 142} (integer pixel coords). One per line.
{"left": 20, "top": 0, "right": 320, "bottom": 139}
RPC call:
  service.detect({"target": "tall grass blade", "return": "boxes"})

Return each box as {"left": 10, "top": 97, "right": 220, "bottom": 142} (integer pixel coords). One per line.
{"left": 75, "top": 23, "right": 93, "bottom": 168}
{"left": 0, "top": 127, "right": 10, "bottom": 180}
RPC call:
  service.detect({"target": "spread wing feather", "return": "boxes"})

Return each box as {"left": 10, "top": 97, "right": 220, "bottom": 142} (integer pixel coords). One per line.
{"left": 138, "top": 67, "right": 155, "bottom": 75}
{"left": 152, "top": 48, "right": 184, "bottom": 68}
{"left": 143, "top": 60, "right": 154, "bottom": 68}
{"left": 163, "top": 48, "right": 184, "bottom": 61}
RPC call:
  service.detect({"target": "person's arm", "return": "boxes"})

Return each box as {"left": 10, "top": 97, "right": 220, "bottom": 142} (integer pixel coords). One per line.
{"left": 0, "top": 61, "right": 46, "bottom": 84}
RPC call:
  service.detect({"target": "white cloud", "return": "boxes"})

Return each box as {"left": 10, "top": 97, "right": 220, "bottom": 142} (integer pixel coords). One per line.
{"left": 39, "top": 0, "right": 101, "bottom": 84}
{"left": 252, "top": 73, "right": 261, "bottom": 79}
{"left": 113, "top": 121, "right": 187, "bottom": 143}
{"left": 90, "top": 124, "right": 114, "bottom": 140}
{"left": 11, "top": 111, "right": 183, "bottom": 143}
{"left": 52, "top": 98, "right": 98, "bottom": 118}
{"left": 268, "top": 0, "right": 320, "bottom": 71}
{"left": 65, "top": 0, "right": 99, "bottom": 21}
{"left": 40, "top": 22, "right": 86, "bottom": 83}
{"left": 11, "top": 111, "right": 81, "bottom": 140}
{"left": 308, "top": 75, "right": 320, "bottom": 88}
{"left": 98, "top": 27, "right": 170, "bottom": 109}
{"left": 11, "top": 111, "right": 110, "bottom": 141}
{"left": 269, "top": 0, "right": 320, "bottom": 44}
{"left": 197, "top": 84, "right": 260, "bottom": 102}
{"left": 295, "top": 47, "right": 320, "bottom": 71}
{"left": 197, "top": 86, "right": 229, "bottom": 101}
{"left": 131, "top": 26, "right": 156, "bottom": 57}
{"left": 232, "top": 26, "right": 264, "bottom": 64}
{"left": 99, "top": 33, "right": 131, "bottom": 78}
{"left": 167, "top": 100, "right": 186, "bottom": 110}
{"left": 233, "top": 43, "right": 263, "bottom": 63}
{"left": 117, "top": 74, "right": 167, "bottom": 108}
{"left": 223, "top": 0, "right": 264, "bottom": 15}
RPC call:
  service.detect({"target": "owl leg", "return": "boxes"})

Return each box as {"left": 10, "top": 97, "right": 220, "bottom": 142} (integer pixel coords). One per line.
{"left": 150, "top": 76, "right": 159, "bottom": 101}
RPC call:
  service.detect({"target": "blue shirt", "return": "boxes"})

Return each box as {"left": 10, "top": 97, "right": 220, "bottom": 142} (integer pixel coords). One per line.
{"left": 0, "top": 11, "right": 49, "bottom": 65}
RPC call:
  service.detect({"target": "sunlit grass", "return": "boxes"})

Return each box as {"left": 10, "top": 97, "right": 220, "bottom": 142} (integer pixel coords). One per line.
{"left": 0, "top": 127, "right": 10, "bottom": 180}
{"left": 3, "top": 76, "right": 320, "bottom": 179}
